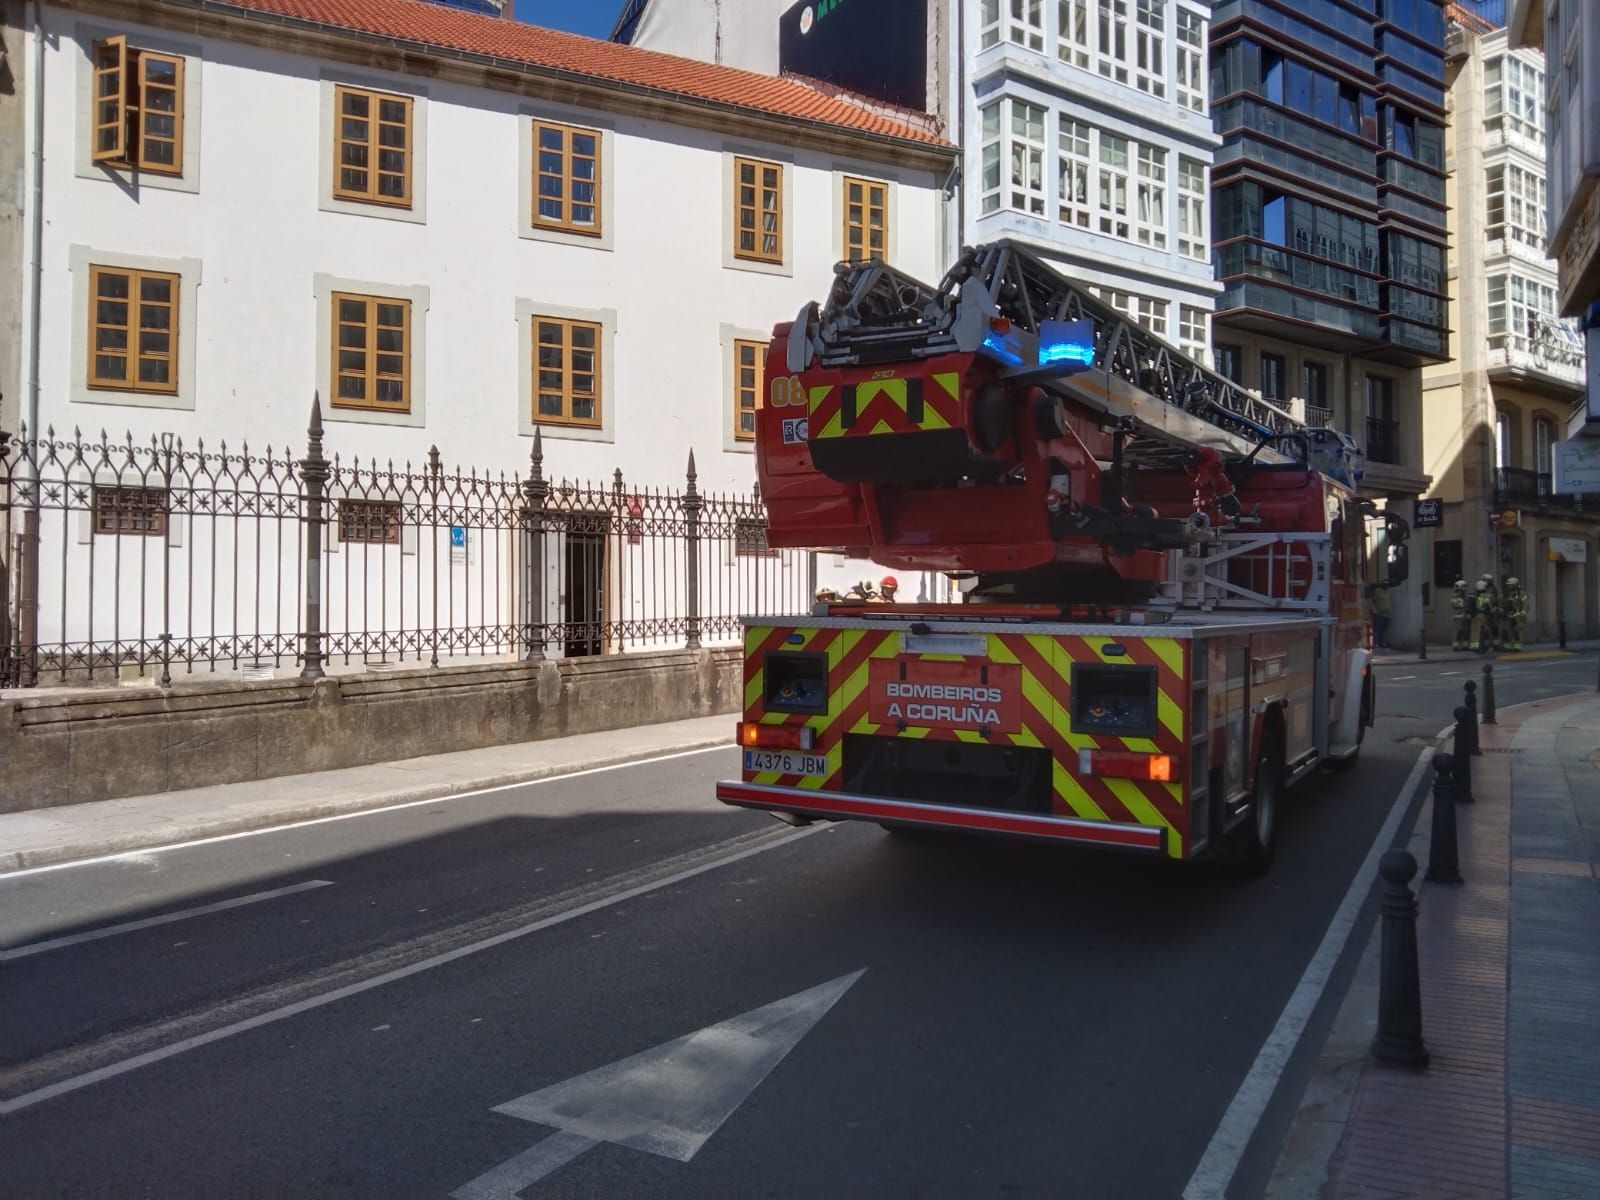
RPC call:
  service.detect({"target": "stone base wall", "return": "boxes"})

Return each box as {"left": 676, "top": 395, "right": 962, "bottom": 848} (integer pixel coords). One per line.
{"left": 0, "top": 648, "right": 741, "bottom": 811}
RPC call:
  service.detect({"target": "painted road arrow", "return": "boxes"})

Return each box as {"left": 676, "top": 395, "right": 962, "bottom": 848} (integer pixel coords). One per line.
{"left": 451, "top": 969, "right": 866, "bottom": 1199}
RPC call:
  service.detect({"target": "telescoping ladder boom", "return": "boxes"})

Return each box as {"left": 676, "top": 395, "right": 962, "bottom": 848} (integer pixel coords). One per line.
{"left": 785, "top": 239, "right": 1363, "bottom": 486}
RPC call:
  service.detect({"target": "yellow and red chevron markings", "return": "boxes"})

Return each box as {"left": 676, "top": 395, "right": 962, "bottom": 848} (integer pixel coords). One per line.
{"left": 807, "top": 370, "right": 962, "bottom": 440}
{"left": 742, "top": 624, "right": 1192, "bottom": 857}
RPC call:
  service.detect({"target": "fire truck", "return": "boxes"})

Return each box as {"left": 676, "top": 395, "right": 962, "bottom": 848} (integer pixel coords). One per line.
{"left": 715, "top": 242, "right": 1396, "bottom": 873}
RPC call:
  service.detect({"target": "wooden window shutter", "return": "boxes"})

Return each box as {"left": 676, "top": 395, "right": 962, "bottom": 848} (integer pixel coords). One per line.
{"left": 92, "top": 36, "right": 131, "bottom": 164}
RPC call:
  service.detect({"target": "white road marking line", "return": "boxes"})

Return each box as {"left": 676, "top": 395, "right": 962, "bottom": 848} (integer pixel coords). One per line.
{"left": 1441, "top": 670, "right": 1462, "bottom": 676}
{"left": 1181, "top": 742, "right": 1434, "bottom": 1199}
{"left": 0, "top": 824, "right": 823, "bottom": 1116}
{"left": 1391, "top": 675, "right": 1417, "bottom": 681}
{"left": 452, "top": 1132, "right": 596, "bottom": 1200}
{"left": 0, "top": 745, "right": 733, "bottom": 880}
{"left": 0, "top": 880, "right": 334, "bottom": 962}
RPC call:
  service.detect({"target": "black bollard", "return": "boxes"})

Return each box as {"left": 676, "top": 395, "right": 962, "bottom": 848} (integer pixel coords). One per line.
{"left": 1425, "top": 752, "right": 1464, "bottom": 885}
{"left": 1372, "top": 849, "right": 1430, "bottom": 1068}
{"left": 1452, "top": 706, "right": 1475, "bottom": 803}
{"left": 1482, "top": 663, "right": 1497, "bottom": 725}
{"left": 1464, "top": 679, "right": 1481, "bottom": 756}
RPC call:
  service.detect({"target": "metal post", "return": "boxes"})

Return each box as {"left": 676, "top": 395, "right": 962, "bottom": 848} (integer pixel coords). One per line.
{"left": 1557, "top": 563, "right": 1568, "bottom": 650}
{"left": 521, "top": 429, "right": 548, "bottom": 660}
{"left": 1464, "top": 679, "right": 1481, "bottom": 755}
{"left": 158, "top": 433, "right": 176, "bottom": 688}
{"left": 298, "top": 396, "right": 328, "bottom": 683}
{"left": 683, "top": 449, "right": 703, "bottom": 651}
{"left": 1371, "top": 848, "right": 1430, "bottom": 1068}
{"left": 1452, "top": 705, "right": 1475, "bottom": 804}
{"left": 1424, "top": 752, "right": 1464, "bottom": 885}
{"left": 1481, "top": 662, "right": 1497, "bottom": 724}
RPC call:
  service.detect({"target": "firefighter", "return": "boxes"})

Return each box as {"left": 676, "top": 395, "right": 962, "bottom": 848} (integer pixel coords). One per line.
{"left": 1450, "top": 580, "right": 1471, "bottom": 650}
{"left": 815, "top": 586, "right": 840, "bottom": 604}
{"left": 844, "top": 580, "right": 878, "bottom": 602}
{"left": 1470, "top": 579, "right": 1496, "bottom": 652}
{"left": 1502, "top": 576, "right": 1527, "bottom": 651}
{"left": 880, "top": 575, "right": 899, "bottom": 603}
{"left": 1481, "top": 573, "right": 1503, "bottom": 650}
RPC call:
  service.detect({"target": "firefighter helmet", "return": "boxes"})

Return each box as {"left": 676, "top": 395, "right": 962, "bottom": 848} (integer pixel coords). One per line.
{"left": 880, "top": 575, "right": 899, "bottom": 591}
{"left": 1506, "top": 577, "right": 1519, "bottom": 588}
{"left": 1476, "top": 580, "right": 1489, "bottom": 591}
{"left": 1453, "top": 580, "right": 1467, "bottom": 590}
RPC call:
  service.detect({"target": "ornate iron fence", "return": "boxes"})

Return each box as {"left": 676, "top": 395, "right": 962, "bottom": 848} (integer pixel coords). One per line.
{"left": 1, "top": 401, "right": 815, "bottom": 687}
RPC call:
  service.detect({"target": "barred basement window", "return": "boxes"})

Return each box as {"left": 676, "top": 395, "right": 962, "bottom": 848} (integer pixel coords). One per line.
{"left": 332, "top": 293, "right": 411, "bottom": 411}
{"left": 533, "top": 120, "right": 602, "bottom": 235}
{"left": 733, "top": 339, "right": 766, "bottom": 441}
{"left": 735, "top": 517, "right": 775, "bottom": 557}
{"left": 93, "top": 485, "right": 168, "bottom": 537}
{"left": 92, "top": 36, "right": 185, "bottom": 175}
{"left": 734, "top": 156, "right": 784, "bottom": 263}
{"left": 338, "top": 499, "right": 403, "bottom": 545}
{"left": 333, "top": 85, "right": 412, "bottom": 207}
{"left": 88, "top": 265, "right": 179, "bottom": 393}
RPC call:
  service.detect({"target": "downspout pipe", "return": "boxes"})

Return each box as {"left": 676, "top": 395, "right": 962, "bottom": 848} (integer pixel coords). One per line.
{"left": 14, "top": 0, "right": 45, "bottom": 682}
{"left": 26, "top": 0, "right": 42, "bottom": 439}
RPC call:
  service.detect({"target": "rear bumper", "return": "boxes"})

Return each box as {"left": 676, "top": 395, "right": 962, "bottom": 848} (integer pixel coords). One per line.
{"left": 716, "top": 780, "right": 1166, "bottom": 854}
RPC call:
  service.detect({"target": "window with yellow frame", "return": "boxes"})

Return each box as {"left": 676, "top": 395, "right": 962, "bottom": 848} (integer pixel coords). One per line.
{"left": 333, "top": 86, "right": 413, "bottom": 207}
{"left": 533, "top": 318, "right": 602, "bottom": 428}
{"left": 734, "top": 157, "right": 784, "bottom": 263}
{"left": 733, "top": 339, "right": 766, "bottom": 441}
{"left": 88, "top": 265, "right": 179, "bottom": 393}
{"left": 533, "top": 121, "right": 602, "bottom": 235}
{"left": 842, "top": 176, "right": 888, "bottom": 262}
{"left": 92, "top": 36, "right": 185, "bottom": 175}
{"left": 331, "top": 293, "right": 411, "bottom": 411}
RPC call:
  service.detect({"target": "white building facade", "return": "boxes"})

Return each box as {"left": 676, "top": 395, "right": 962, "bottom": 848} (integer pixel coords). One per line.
{"left": 2, "top": 0, "right": 952, "bottom": 677}
{"left": 624, "top": 0, "right": 1221, "bottom": 363}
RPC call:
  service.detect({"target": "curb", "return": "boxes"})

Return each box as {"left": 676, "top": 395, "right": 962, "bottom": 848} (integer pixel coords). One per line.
{"left": 1262, "top": 689, "right": 1600, "bottom": 1196}
{"left": 0, "top": 734, "right": 733, "bottom": 874}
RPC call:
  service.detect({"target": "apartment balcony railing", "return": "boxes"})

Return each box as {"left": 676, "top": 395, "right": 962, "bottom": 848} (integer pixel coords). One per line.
{"left": 1495, "top": 468, "right": 1588, "bottom": 513}
{"left": 1305, "top": 404, "right": 1335, "bottom": 428}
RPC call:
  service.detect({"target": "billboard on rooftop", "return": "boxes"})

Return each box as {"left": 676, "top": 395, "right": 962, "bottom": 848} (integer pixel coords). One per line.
{"left": 777, "top": 0, "right": 928, "bottom": 112}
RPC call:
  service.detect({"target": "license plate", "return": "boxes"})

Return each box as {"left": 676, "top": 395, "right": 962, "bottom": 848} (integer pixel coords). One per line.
{"left": 743, "top": 748, "right": 828, "bottom": 776}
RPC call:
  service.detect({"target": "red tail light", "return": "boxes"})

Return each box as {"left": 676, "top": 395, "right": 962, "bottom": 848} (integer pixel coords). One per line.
{"left": 738, "top": 722, "right": 816, "bottom": 751}
{"left": 1078, "top": 749, "right": 1173, "bottom": 782}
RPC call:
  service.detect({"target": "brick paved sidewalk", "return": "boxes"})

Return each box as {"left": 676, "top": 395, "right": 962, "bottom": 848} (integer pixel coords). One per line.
{"left": 1315, "top": 694, "right": 1600, "bottom": 1199}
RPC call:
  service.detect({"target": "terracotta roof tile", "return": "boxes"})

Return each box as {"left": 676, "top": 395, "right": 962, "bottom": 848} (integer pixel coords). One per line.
{"left": 201, "top": 0, "right": 951, "bottom": 149}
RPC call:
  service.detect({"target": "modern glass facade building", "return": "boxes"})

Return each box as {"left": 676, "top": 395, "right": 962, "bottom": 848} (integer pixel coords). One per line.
{"left": 1207, "top": 0, "right": 1449, "bottom": 508}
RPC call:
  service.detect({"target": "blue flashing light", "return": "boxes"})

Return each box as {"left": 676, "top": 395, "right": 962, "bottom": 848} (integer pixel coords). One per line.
{"left": 980, "top": 330, "right": 1024, "bottom": 367}
{"left": 1038, "top": 338, "right": 1095, "bottom": 368}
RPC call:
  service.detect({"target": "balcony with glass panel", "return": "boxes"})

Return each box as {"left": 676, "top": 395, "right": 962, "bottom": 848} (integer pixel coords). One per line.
{"left": 1486, "top": 325, "right": 1587, "bottom": 398}
{"left": 1380, "top": 157, "right": 1446, "bottom": 204}
{"left": 1216, "top": 278, "right": 1383, "bottom": 348}
{"left": 1375, "top": 315, "right": 1449, "bottom": 362}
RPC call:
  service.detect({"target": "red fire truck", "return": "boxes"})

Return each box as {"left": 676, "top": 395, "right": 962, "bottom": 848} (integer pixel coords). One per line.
{"left": 716, "top": 243, "right": 1393, "bottom": 873}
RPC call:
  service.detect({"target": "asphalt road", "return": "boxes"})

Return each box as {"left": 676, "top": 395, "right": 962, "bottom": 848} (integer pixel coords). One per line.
{"left": 2, "top": 653, "right": 1595, "bottom": 1200}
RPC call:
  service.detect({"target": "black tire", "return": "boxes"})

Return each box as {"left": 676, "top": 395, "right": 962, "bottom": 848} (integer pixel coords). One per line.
{"left": 1328, "top": 673, "right": 1373, "bottom": 773}
{"left": 1228, "top": 732, "right": 1284, "bottom": 877}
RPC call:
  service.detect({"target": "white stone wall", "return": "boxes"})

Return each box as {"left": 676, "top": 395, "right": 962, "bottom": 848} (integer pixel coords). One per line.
{"left": 27, "top": 6, "right": 943, "bottom": 495}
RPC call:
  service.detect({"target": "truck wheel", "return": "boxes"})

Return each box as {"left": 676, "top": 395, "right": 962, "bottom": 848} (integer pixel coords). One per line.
{"left": 1228, "top": 734, "right": 1283, "bottom": 877}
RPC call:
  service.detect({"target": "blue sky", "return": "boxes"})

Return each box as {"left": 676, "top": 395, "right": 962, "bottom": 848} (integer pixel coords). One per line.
{"left": 511, "top": 1, "right": 624, "bottom": 38}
